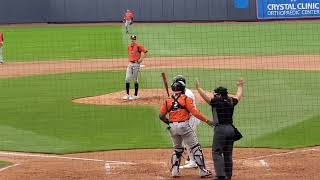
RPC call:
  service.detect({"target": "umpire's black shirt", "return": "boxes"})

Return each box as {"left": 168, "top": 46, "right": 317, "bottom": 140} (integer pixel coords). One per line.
{"left": 210, "top": 96, "right": 238, "bottom": 125}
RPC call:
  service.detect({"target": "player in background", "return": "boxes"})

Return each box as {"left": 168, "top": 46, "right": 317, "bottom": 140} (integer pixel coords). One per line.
{"left": 172, "top": 75, "right": 200, "bottom": 169}
{"left": 123, "top": 9, "right": 134, "bottom": 34}
{"left": 0, "top": 32, "right": 4, "bottom": 64}
{"left": 122, "top": 35, "right": 148, "bottom": 100}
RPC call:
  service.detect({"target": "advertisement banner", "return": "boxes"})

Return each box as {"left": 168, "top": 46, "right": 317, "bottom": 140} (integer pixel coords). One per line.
{"left": 257, "top": 0, "right": 320, "bottom": 19}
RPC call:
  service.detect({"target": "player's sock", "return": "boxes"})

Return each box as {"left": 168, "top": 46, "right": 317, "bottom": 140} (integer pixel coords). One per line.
{"left": 134, "top": 83, "right": 139, "bottom": 96}
{"left": 126, "top": 83, "right": 130, "bottom": 95}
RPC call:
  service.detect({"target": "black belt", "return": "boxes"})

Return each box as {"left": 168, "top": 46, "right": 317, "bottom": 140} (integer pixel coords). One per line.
{"left": 169, "top": 121, "right": 188, "bottom": 123}
{"left": 216, "top": 123, "right": 232, "bottom": 126}
{"left": 130, "top": 61, "right": 139, "bottom": 63}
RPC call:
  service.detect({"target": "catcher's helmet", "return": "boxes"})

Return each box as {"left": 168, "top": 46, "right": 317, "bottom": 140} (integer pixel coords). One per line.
{"left": 173, "top": 75, "right": 186, "bottom": 84}
{"left": 214, "top": 86, "right": 228, "bottom": 96}
{"left": 171, "top": 81, "right": 186, "bottom": 93}
{"left": 130, "top": 35, "right": 137, "bottom": 40}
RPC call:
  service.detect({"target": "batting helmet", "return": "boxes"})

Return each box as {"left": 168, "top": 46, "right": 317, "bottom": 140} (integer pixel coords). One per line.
{"left": 214, "top": 86, "right": 228, "bottom": 96}
{"left": 173, "top": 75, "right": 186, "bottom": 84}
{"left": 171, "top": 81, "right": 186, "bottom": 93}
{"left": 130, "top": 35, "right": 137, "bottom": 40}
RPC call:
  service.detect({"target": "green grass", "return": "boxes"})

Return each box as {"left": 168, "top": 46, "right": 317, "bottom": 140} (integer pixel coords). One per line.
{"left": 0, "top": 68, "right": 320, "bottom": 153}
{"left": 0, "top": 160, "right": 11, "bottom": 168}
{"left": 128, "top": 22, "right": 320, "bottom": 57}
{"left": 251, "top": 115, "right": 320, "bottom": 148}
{"left": 0, "top": 25, "right": 126, "bottom": 61}
{"left": 1, "top": 21, "right": 320, "bottom": 62}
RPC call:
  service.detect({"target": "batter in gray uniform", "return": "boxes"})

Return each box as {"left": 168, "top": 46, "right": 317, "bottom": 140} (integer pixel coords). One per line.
{"left": 196, "top": 79, "right": 244, "bottom": 180}
{"left": 159, "top": 81, "right": 213, "bottom": 178}
{"left": 122, "top": 35, "right": 148, "bottom": 100}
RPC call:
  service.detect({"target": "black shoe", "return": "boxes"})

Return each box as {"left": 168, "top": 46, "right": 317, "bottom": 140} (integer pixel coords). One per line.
{"left": 213, "top": 176, "right": 227, "bottom": 180}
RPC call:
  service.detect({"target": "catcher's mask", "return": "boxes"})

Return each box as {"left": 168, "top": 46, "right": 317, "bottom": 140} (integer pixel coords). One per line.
{"left": 173, "top": 75, "right": 186, "bottom": 84}
{"left": 171, "top": 81, "right": 186, "bottom": 94}
{"left": 130, "top": 35, "right": 137, "bottom": 40}
{"left": 214, "top": 86, "right": 228, "bottom": 96}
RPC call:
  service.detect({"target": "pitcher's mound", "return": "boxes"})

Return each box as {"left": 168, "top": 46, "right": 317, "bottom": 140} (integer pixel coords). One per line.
{"left": 72, "top": 89, "right": 210, "bottom": 106}
{"left": 73, "top": 89, "right": 169, "bottom": 106}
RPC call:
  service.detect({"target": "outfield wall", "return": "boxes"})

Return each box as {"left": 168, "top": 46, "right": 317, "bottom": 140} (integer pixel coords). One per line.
{"left": 0, "top": 0, "right": 48, "bottom": 24}
{"left": 0, "top": 0, "right": 257, "bottom": 24}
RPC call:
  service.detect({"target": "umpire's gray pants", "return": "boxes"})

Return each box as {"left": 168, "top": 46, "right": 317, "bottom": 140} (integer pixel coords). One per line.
{"left": 125, "top": 62, "right": 140, "bottom": 83}
{"left": 212, "top": 124, "right": 235, "bottom": 178}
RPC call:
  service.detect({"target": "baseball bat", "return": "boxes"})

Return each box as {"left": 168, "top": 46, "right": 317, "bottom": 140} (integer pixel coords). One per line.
{"left": 161, "top": 72, "right": 170, "bottom": 97}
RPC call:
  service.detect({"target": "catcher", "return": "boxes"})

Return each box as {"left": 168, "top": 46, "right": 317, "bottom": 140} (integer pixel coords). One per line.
{"left": 159, "top": 80, "right": 213, "bottom": 178}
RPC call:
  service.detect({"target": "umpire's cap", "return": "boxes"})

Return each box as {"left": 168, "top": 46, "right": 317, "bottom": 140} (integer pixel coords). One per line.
{"left": 214, "top": 86, "right": 228, "bottom": 96}
{"left": 173, "top": 75, "right": 186, "bottom": 84}
{"left": 130, "top": 35, "right": 137, "bottom": 40}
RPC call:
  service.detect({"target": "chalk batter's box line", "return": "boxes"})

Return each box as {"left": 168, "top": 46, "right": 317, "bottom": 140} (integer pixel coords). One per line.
{"left": 0, "top": 151, "right": 135, "bottom": 165}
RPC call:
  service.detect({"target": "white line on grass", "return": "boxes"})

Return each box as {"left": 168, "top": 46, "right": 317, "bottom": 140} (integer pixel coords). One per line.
{"left": 0, "top": 163, "right": 20, "bottom": 172}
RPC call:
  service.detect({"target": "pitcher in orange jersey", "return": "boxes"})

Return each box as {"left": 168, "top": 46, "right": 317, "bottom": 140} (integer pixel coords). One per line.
{"left": 159, "top": 80, "right": 213, "bottom": 178}
{"left": 123, "top": 9, "right": 134, "bottom": 34}
{"left": 0, "top": 32, "right": 4, "bottom": 64}
{"left": 122, "top": 35, "right": 148, "bottom": 100}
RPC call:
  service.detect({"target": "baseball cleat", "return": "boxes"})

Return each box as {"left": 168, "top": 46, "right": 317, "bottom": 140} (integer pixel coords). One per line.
{"left": 180, "top": 161, "right": 198, "bottom": 169}
{"left": 171, "top": 166, "right": 181, "bottom": 177}
{"left": 122, "top": 94, "right": 130, "bottom": 100}
{"left": 200, "top": 169, "right": 212, "bottom": 178}
{"left": 129, "top": 95, "right": 139, "bottom": 100}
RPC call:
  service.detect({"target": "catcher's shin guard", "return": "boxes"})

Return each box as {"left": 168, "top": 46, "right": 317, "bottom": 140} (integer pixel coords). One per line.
{"left": 171, "top": 148, "right": 184, "bottom": 177}
{"left": 190, "top": 144, "right": 206, "bottom": 170}
{"left": 171, "top": 148, "right": 184, "bottom": 168}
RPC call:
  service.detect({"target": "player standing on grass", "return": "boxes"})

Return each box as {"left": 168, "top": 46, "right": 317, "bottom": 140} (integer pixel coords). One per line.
{"left": 123, "top": 9, "right": 134, "bottom": 34}
{"left": 159, "top": 80, "right": 213, "bottom": 178}
{"left": 122, "top": 35, "right": 148, "bottom": 100}
{"left": 0, "top": 32, "right": 4, "bottom": 64}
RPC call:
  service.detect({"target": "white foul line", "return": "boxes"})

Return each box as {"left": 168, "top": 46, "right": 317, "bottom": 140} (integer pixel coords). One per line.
{"left": 0, "top": 151, "right": 134, "bottom": 165}
{"left": 241, "top": 147, "right": 320, "bottom": 161}
{"left": 0, "top": 163, "right": 20, "bottom": 172}
{"left": 0, "top": 151, "right": 136, "bottom": 175}
{"left": 258, "top": 159, "right": 269, "bottom": 168}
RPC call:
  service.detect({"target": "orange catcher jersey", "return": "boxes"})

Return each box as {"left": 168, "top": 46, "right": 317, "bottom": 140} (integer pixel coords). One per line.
{"left": 160, "top": 94, "right": 208, "bottom": 123}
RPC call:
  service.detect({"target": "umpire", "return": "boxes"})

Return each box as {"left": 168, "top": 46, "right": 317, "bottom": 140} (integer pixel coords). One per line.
{"left": 195, "top": 79, "right": 244, "bottom": 180}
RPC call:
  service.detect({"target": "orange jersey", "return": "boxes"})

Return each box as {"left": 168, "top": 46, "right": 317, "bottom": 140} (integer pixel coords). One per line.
{"left": 0, "top": 32, "right": 3, "bottom": 43}
{"left": 124, "top": 12, "right": 134, "bottom": 20}
{"left": 159, "top": 94, "right": 208, "bottom": 123}
{"left": 128, "top": 43, "right": 147, "bottom": 62}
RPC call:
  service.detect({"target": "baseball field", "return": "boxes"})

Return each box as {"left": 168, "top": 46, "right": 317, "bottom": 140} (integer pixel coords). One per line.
{"left": 0, "top": 21, "right": 320, "bottom": 179}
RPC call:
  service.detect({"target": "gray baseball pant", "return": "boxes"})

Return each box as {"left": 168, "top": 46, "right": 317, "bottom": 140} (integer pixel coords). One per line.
{"left": 212, "top": 124, "right": 235, "bottom": 178}
{"left": 125, "top": 62, "right": 140, "bottom": 83}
